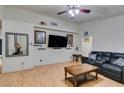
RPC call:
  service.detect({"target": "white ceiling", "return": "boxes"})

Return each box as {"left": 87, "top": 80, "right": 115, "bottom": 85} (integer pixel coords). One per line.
{"left": 7, "top": 5, "right": 124, "bottom": 24}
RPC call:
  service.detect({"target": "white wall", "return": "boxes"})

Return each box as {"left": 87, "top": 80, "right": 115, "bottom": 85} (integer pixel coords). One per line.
{"left": 0, "top": 21, "right": 1, "bottom": 34}
{"left": 2, "top": 6, "right": 80, "bottom": 73}
{"left": 3, "top": 6, "right": 79, "bottom": 32}
{"left": 0, "top": 6, "right": 3, "bottom": 19}
{"left": 33, "top": 27, "right": 78, "bottom": 66}
{"left": 0, "top": 22, "right": 2, "bottom": 65}
{"left": 0, "top": 6, "right": 2, "bottom": 65}
{"left": 0, "top": 30, "right": 2, "bottom": 39}
{"left": 79, "top": 14, "right": 124, "bottom": 56}
{"left": 2, "top": 19, "right": 34, "bottom": 72}
{"left": 0, "top": 23, "right": 2, "bottom": 39}
{"left": 0, "top": 6, "right": 3, "bottom": 38}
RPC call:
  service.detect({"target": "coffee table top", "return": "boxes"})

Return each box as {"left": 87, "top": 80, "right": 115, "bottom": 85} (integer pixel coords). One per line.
{"left": 65, "top": 63, "right": 98, "bottom": 76}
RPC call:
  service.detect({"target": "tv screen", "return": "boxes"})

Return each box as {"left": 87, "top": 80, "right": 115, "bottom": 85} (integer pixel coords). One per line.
{"left": 48, "top": 35, "right": 68, "bottom": 47}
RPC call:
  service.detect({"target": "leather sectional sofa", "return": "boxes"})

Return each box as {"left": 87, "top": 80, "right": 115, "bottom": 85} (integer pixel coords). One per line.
{"left": 82, "top": 51, "right": 124, "bottom": 83}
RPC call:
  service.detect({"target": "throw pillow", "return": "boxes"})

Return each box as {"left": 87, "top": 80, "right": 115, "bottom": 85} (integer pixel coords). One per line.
{"left": 89, "top": 53, "right": 97, "bottom": 61}
{"left": 112, "top": 57, "right": 124, "bottom": 67}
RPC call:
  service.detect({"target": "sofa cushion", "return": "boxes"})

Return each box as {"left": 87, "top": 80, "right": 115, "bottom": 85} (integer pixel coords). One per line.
{"left": 91, "top": 51, "right": 102, "bottom": 55}
{"left": 94, "top": 60, "right": 106, "bottom": 67}
{"left": 102, "top": 52, "right": 112, "bottom": 57}
{"left": 85, "top": 60, "right": 95, "bottom": 65}
{"left": 112, "top": 53, "right": 124, "bottom": 58}
{"left": 101, "top": 52, "right": 111, "bottom": 62}
{"left": 102, "top": 70, "right": 121, "bottom": 81}
{"left": 88, "top": 53, "right": 97, "bottom": 61}
{"left": 112, "top": 57, "right": 124, "bottom": 67}
{"left": 102, "top": 63, "right": 121, "bottom": 75}
{"left": 102, "top": 56, "right": 110, "bottom": 62}
{"left": 110, "top": 57, "right": 117, "bottom": 63}
{"left": 96, "top": 56, "right": 102, "bottom": 60}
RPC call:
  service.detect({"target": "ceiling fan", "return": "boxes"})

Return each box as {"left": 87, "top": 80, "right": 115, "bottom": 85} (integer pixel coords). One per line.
{"left": 57, "top": 5, "right": 91, "bottom": 19}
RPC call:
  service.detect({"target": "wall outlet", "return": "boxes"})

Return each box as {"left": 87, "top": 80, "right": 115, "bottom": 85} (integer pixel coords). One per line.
{"left": 22, "top": 62, "right": 24, "bottom": 65}
{"left": 40, "top": 59, "right": 42, "bottom": 62}
{"left": 21, "top": 62, "right": 25, "bottom": 68}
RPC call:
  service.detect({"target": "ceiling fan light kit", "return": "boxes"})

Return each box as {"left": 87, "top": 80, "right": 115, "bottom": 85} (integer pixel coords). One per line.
{"left": 68, "top": 9, "right": 79, "bottom": 17}
{"left": 57, "top": 5, "right": 91, "bottom": 19}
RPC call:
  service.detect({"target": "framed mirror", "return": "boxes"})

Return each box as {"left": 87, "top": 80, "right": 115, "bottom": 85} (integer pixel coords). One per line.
{"left": 5, "top": 32, "right": 29, "bottom": 57}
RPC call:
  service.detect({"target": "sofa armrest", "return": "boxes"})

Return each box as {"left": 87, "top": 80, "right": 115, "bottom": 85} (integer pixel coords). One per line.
{"left": 84, "top": 57, "right": 88, "bottom": 60}
{"left": 121, "top": 66, "right": 124, "bottom": 70}
{"left": 81, "top": 56, "right": 88, "bottom": 60}
{"left": 81, "top": 56, "right": 88, "bottom": 63}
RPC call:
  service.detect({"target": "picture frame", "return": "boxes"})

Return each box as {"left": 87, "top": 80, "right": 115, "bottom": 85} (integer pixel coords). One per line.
{"left": 5, "top": 32, "right": 29, "bottom": 57}
{"left": 84, "top": 37, "right": 90, "bottom": 42}
{"left": 67, "top": 34, "right": 73, "bottom": 46}
{"left": 34, "top": 30, "right": 46, "bottom": 44}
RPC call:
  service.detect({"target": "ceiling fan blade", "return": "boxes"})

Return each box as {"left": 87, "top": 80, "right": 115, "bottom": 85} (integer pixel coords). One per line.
{"left": 80, "top": 9, "right": 91, "bottom": 13}
{"left": 57, "top": 10, "right": 68, "bottom": 15}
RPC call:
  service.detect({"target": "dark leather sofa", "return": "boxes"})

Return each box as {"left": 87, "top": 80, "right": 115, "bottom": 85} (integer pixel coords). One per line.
{"left": 83, "top": 51, "right": 124, "bottom": 83}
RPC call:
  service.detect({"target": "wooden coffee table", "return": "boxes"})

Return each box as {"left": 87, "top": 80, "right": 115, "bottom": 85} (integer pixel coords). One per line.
{"left": 64, "top": 63, "right": 98, "bottom": 87}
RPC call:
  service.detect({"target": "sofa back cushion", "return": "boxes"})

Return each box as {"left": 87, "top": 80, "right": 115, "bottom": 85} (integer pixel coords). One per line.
{"left": 91, "top": 51, "right": 102, "bottom": 60}
{"left": 112, "top": 57, "right": 124, "bottom": 67}
{"left": 110, "top": 53, "right": 124, "bottom": 64}
{"left": 102, "top": 56, "right": 110, "bottom": 62}
{"left": 110, "top": 57, "right": 117, "bottom": 63}
{"left": 89, "top": 53, "right": 97, "bottom": 61}
{"left": 102, "top": 52, "right": 112, "bottom": 56}
{"left": 102, "top": 52, "right": 112, "bottom": 62}
{"left": 112, "top": 53, "right": 124, "bottom": 58}
{"left": 91, "top": 51, "right": 102, "bottom": 56}
{"left": 97, "top": 56, "right": 102, "bottom": 60}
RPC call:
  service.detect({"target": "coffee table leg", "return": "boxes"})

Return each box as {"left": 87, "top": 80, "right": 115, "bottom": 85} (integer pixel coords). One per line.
{"left": 73, "top": 76, "right": 77, "bottom": 87}
{"left": 84, "top": 74, "right": 87, "bottom": 80}
{"left": 65, "top": 69, "right": 67, "bottom": 80}
{"left": 96, "top": 71, "right": 98, "bottom": 80}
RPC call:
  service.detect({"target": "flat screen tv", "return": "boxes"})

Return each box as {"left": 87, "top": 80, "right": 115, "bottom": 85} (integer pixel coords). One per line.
{"left": 48, "top": 35, "right": 68, "bottom": 47}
